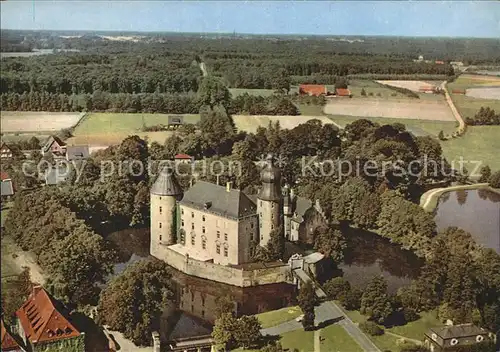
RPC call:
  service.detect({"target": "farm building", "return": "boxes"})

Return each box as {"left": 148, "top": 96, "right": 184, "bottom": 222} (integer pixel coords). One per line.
{"left": 435, "top": 60, "right": 445, "bottom": 65}
{"left": 452, "top": 89, "right": 466, "bottom": 95}
{"left": 41, "top": 135, "right": 66, "bottom": 156}
{"left": 335, "top": 88, "right": 352, "bottom": 97}
{"left": 1, "top": 143, "right": 13, "bottom": 159}
{"left": 419, "top": 86, "right": 437, "bottom": 94}
{"left": 299, "top": 84, "right": 327, "bottom": 96}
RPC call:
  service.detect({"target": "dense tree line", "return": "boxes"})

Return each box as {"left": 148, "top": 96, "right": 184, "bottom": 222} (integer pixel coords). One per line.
{"left": 0, "top": 91, "right": 300, "bottom": 115}
{"left": 465, "top": 107, "right": 500, "bottom": 126}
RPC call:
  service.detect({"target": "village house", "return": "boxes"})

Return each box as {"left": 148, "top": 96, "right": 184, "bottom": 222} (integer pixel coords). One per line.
{"left": 65, "top": 145, "right": 90, "bottom": 162}
{"left": 174, "top": 153, "right": 194, "bottom": 165}
{"left": 41, "top": 135, "right": 66, "bottom": 157}
{"left": 299, "top": 84, "right": 328, "bottom": 96}
{"left": 2, "top": 286, "right": 85, "bottom": 352}
{"left": 335, "top": 88, "right": 352, "bottom": 97}
{"left": 1, "top": 142, "right": 13, "bottom": 159}
{"left": 168, "top": 115, "right": 184, "bottom": 129}
{"left": 423, "top": 324, "right": 492, "bottom": 352}
{"left": 1, "top": 172, "right": 15, "bottom": 200}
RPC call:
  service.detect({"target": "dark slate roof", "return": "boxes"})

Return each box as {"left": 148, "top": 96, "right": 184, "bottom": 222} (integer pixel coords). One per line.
{"left": 66, "top": 145, "right": 89, "bottom": 161}
{"left": 180, "top": 181, "right": 256, "bottom": 219}
{"left": 429, "top": 324, "right": 488, "bottom": 340}
{"left": 151, "top": 168, "right": 183, "bottom": 196}
{"left": 0, "top": 180, "right": 14, "bottom": 196}
{"left": 291, "top": 196, "right": 312, "bottom": 223}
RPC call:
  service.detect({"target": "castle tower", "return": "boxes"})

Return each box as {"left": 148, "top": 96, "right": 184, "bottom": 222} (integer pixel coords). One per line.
{"left": 150, "top": 166, "right": 183, "bottom": 255}
{"left": 257, "top": 154, "right": 282, "bottom": 246}
{"left": 283, "top": 184, "right": 292, "bottom": 240}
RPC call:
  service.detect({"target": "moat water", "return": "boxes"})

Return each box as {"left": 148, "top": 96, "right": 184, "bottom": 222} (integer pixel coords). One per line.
{"left": 434, "top": 189, "right": 500, "bottom": 253}
{"left": 104, "top": 226, "right": 422, "bottom": 320}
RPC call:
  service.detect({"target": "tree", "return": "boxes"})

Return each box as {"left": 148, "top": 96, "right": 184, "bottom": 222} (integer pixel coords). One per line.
{"left": 360, "top": 88, "right": 367, "bottom": 96}
{"left": 266, "top": 225, "right": 285, "bottom": 261}
{"left": 96, "top": 259, "right": 174, "bottom": 346}
{"left": 438, "top": 130, "right": 445, "bottom": 140}
{"left": 478, "top": 165, "right": 492, "bottom": 182}
{"left": 489, "top": 171, "right": 500, "bottom": 188}
{"left": 360, "top": 276, "right": 394, "bottom": 324}
{"left": 340, "top": 287, "right": 363, "bottom": 311}
{"left": 324, "top": 277, "right": 351, "bottom": 300}
{"left": 42, "top": 230, "right": 116, "bottom": 305}
{"left": 359, "top": 321, "right": 384, "bottom": 336}
{"left": 313, "top": 228, "right": 347, "bottom": 262}
{"left": 260, "top": 342, "right": 284, "bottom": 352}
{"left": 297, "top": 281, "right": 317, "bottom": 330}
{"left": 234, "top": 315, "right": 262, "bottom": 349}
{"left": 1, "top": 267, "right": 32, "bottom": 325}
{"left": 198, "top": 76, "right": 231, "bottom": 110}
{"left": 215, "top": 295, "right": 235, "bottom": 319}
{"left": 212, "top": 312, "right": 239, "bottom": 350}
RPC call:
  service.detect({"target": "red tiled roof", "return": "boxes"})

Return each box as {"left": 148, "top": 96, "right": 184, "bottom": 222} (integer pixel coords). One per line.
{"left": 0, "top": 172, "right": 10, "bottom": 181}
{"left": 335, "top": 88, "right": 351, "bottom": 96}
{"left": 1, "top": 320, "right": 21, "bottom": 351}
{"left": 15, "top": 286, "right": 80, "bottom": 345}
{"left": 299, "top": 84, "right": 327, "bottom": 96}
{"left": 419, "top": 86, "right": 435, "bottom": 91}
{"left": 435, "top": 60, "right": 445, "bottom": 64}
{"left": 175, "top": 153, "right": 193, "bottom": 160}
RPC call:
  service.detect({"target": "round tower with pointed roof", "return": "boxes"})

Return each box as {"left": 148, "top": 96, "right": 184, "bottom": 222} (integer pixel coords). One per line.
{"left": 150, "top": 166, "right": 183, "bottom": 252}
{"left": 257, "top": 154, "right": 282, "bottom": 246}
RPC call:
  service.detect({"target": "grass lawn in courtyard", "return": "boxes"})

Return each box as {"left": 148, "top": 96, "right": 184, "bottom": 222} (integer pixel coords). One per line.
{"left": 320, "top": 324, "right": 363, "bottom": 352}
{"left": 279, "top": 329, "right": 314, "bottom": 352}
{"left": 441, "top": 126, "right": 500, "bottom": 172}
{"left": 256, "top": 306, "right": 302, "bottom": 329}
{"left": 328, "top": 115, "right": 457, "bottom": 137}
{"left": 387, "top": 311, "right": 441, "bottom": 341}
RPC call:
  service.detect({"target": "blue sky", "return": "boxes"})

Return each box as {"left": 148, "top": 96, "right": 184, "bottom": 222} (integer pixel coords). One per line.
{"left": 1, "top": 1, "right": 499, "bottom": 38}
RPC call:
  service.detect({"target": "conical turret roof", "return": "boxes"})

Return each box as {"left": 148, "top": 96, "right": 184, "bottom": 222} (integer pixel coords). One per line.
{"left": 151, "top": 166, "right": 183, "bottom": 196}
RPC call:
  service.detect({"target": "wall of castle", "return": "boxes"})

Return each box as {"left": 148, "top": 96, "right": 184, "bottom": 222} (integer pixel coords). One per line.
{"left": 152, "top": 244, "right": 291, "bottom": 288}
{"left": 151, "top": 194, "right": 177, "bottom": 247}
{"left": 298, "top": 207, "right": 328, "bottom": 244}
{"left": 257, "top": 199, "right": 281, "bottom": 246}
{"left": 238, "top": 215, "right": 258, "bottom": 264}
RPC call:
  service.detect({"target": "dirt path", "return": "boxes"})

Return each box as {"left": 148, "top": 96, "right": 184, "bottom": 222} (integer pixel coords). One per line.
{"left": 2, "top": 236, "right": 45, "bottom": 285}
{"left": 441, "top": 81, "right": 466, "bottom": 133}
{"left": 384, "top": 331, "right": 422, "bottom": 345}
{"left": 314, "top": 329, "right": 321, "bottom": 352}
{"left": 199, "top": 62, "right": 208, "bottom": 77}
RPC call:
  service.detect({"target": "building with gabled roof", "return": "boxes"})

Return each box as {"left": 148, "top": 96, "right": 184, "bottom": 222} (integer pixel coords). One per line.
{"left": 1, "top": 142, "right": 13, "bottom": 159}
{"left": 65, "top": 145, "right": 90, "bottom": 162}
{"left": 335, "top": 88, "right": 352, "bottom": 97}
{"left": 1, "top": 319, "right": 24, "bottom": 351}
{"left": 299, "top": 84, "right": 327, "bottom": 96}
{"left": 424, "top": 323, "right": 492, "bottom": 351}
{"left": 15, "top": 286, "right": 83, "bottom": 351}
{"left": 41, "top": 135, "right": 66, "bottom": 156}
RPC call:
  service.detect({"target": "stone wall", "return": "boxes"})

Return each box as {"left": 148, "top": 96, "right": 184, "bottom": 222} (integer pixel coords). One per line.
{"left": 152, "top": 244, "right": 291, "bottom": 287}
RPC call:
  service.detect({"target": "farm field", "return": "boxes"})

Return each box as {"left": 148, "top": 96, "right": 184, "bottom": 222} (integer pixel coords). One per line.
{"left": 441, "top": 126, "right": 500, "bottom": 172}
{"left": 376, "top": 80, "right": 439, "bottom": 92}
{"left": 324, "top": 99, "right": 455, "bottom": 121}
{"left": 232, "top": 115, "right": 333, "bottom": 133}
{"left": 1, "top": 111, "right": 85, "bottom": 133}
{"left": 448, "top": 92, "right": 500, "bottom": 120}
{"left": 328, "top": 115, "right": 457, "bottom": 137}
{"left": 465, "top": 88, "right": 500, "bottom": 100}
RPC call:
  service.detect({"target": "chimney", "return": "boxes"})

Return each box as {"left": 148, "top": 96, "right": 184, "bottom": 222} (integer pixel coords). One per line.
{"left": 226, "top": 181, "right": 232, "bottom": 192}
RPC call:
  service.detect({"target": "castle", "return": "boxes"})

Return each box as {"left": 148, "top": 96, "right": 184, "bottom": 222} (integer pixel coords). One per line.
{"left": 150, "top": 155, "right": 325, "bottom": 270}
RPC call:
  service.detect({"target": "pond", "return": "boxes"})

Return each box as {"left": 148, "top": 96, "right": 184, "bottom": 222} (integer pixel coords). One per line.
{"left": 434, "top": 189, "right": 500, "bottom": 253}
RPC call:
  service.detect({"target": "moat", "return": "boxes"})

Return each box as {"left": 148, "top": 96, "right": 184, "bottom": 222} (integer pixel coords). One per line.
{"left": 434, "top": 189, "right": 500, "bottom": 253}
{"left": 105, "top": 225, "right": 423, "bottom": 339}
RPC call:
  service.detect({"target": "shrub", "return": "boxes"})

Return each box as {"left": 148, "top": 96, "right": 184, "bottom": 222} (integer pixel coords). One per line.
{"left": 403, "top": 308, "right": 420, "bottom": 323}
{"left": 368, "top": 92, "right": 374, "bottom": 96}
{"left": 359, "top": 321, "right": 384, "bottom": 336}
{"left": 324, "top": 277, "right": 351, "bottom": 300}
{"left": 489, "top": 171, "right": 500, "bottom": 188}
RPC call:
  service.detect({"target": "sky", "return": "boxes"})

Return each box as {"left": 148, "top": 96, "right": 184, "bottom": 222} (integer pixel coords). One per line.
{"left": 1, "top": 1, "right": 499, "bottom": 38}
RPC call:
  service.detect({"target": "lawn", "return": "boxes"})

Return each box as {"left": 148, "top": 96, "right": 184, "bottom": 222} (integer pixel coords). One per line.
{"left": 328, "top": 115, "right": 457, "bottom": 137}
{"left": 256, "top": 306, "right": 302, "bottom": 329}
{"left": 321, "top": 324, "right": 363, "bottom": 352}
{"left": 387, "top": 311, "right": 441, "bottom": 341}
{"left": 280, "top": 329, "right": 315, "bottom": 352}
{"left": 441, "top": 126, "right": 500, "bottom": 172}
{"left": 73, "top": 113, "right": 200, "bottom": 135}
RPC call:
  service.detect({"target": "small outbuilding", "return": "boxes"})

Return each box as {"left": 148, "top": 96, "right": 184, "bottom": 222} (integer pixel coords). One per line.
{"left": 335, "top": 88, "right": 352, "bottom": 97}
{"left": 299, "top": 84, "right": 327, "bottom": 96}
{"left": 423, "top": 323, "right": 492, "bottom": 352}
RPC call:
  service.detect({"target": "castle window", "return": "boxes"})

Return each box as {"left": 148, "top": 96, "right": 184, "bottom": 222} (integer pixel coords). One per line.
{"left": 201, "top": 310, "right": 205, "bottom": 318}
{"left": 202, "top": 215, "right": 205, "bottom": 222}
{"left": 159, "top": 235, "right": 162, "bottom": 241}
{"left": 191, "top": 235, "right": 195, "bottom": 246}
{"left": 224, "top": 233, "right": 228, "bottom": 241}
{"left": 260, "top": 222, "right": 262, "bottom": 229}
{"left": 159, "top": 206, "right": 162, "bottom": 214}
{"left": 271, "top": 203, "right": 274, "bottom": 209}
{"left": 251, "top": 222, "right": 254, "bottom": 229}
{"left": 201, "top": 296, "right": 205, "bottom": 306}
{"left": 191, "top": 212, "right": 194, "bottom": 218}
{"left": 224, "top": 247, "right": 228, "bottom": 257}
{"left": 191, "top": 292, "right": 195, "bottom": 301}
{"left": 260, "top": 201, "right": 262, "bottom": 206}
{"left": 181, "top": 208, "right": 184, "bottom": 215}
{"left": 271, "top": 224, "right": 274, "bottom": 230}
{"left": 159, "top": 222, "right": 162, "bottom": 229}
{"left": 272, "top": 213, "right": 274, "bottom": 220}
{"left": 159, "top": 197, "right": 162, "bottom": 200}
{"left": 202, "top": 226, "right": 206, "bottom": 234}
{"left": 180, "top": 232, "right": 185, "bottom": 244}
{"left": 217, "top": 231, "right": 220, "bottom": 239}
{"left": 202, "top": 237, "right": 207, "bottom": 249}
{"left": 216, "top": 244, "right": 221, "bottom": 254}
{"left": 261, "top": 235, "right": 263, "bottom": 240}
{"left": 191, "top": 223, "right": 194, "bottom": 230}
{"left": 181, "top": 220, "right": 184, "bottom": 227}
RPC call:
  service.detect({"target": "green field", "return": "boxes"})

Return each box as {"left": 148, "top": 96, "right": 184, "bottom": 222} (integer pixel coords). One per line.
{"left": 280, "top": 329, "right": 315, "bottom": 352}
{"left": 74, "top": 113, "right": 200, "bottom": 134}
{"left": 328, "top": 115, "right": 457, "bottom": 137}
{"left": 321, "top": 324, "right": 363, "bottom": 352}
{"left": 256, "top": 306, "right": 302, "bottom": 329}
{"left": 388, "top": 311, "right": 441, "bottom": 341}
{"left": 441, "top": 126, "right": 500, "bottom": 172}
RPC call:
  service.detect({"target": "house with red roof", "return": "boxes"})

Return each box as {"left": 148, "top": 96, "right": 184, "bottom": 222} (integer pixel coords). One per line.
{"left": 1, "top": 319, "right": 23, "bottom": 351}
{"left": 299, "top": 84, "right": 327, "bottom": 96}
{"left": 14, "top": 286, "right": 84, "bottom": 351}
{"left": 174, "top": 153, "right": 194, "bottom": 164}
{"left": 335, "top": 88, "right": 352, "bottom": 97}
